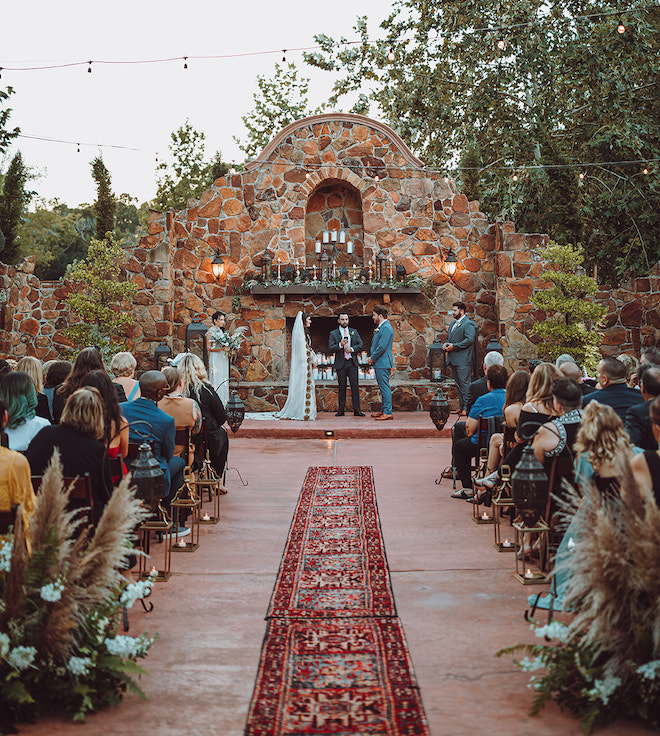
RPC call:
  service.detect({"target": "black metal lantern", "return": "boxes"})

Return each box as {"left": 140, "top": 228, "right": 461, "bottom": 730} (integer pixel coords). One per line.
{"left": 429, "top": 384, "right": 451, "bottom": 431}
{"left": 376, "top": 251, "right": 387, "bottom": 283}
{"left": 339, "top": 264, "right": 349, "bottom": 282}
{"left": 444, "top": 247, "right": 459, "bottom": 277}
{"left": 358, "top": 267, "right": 368, "bottom": 284}
{"left": 428, "top": 337, "right": 447, "bottom": 382}
{"left": 301, "top": 268, "right": 312, "bottom": 283}
{"left": 395, "top": 264, "right": 406, "bottom": 282}
{"left": 211, "top": 249, "right": 226, "bottom": 282}
{"left": 131, "top": 443, "right": 165, "bottom": 513}
{"left": 320, "top": 251, "right": 331, "bottom": 281}
{"left": 511, "top": 445, "right": 549, "bottom": 524}
{"left": 261, "top": 251, "right": 272, "bottom": 282}
{"left": 485, "top": 336, "right": 503, "bottom": 356}
{"left": 283, "top": 263, "right": 295, "bottom": 282}
{"left": 226, "top": 390, "right": 246, "bottom": 434}
{"left": 185, "top": 318, "right": 208, "bottom": 366}
{"left": 154, "top": 343, "right": 172, "bottom": 371}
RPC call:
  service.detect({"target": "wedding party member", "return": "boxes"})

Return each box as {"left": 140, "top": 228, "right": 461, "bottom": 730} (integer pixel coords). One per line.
{"left": 110, "top": 351, "right": 140, "bottom": 402}
{"left": 329, "top": 313, "right": 365, "bottom": 416}
{"left": 207, "top": 310, "right": 230, "bottom": 406}
{"left": 0, "top": 371, "right": 51, "bottom": 451}
{"left": 277, "top": 312, "right": 318, "bottom": 421}
{"left": 443, "top": 301, "right": 478, "bottom": 416}
{"left": 368, "top": 305, "right": 394, "bottom": 421}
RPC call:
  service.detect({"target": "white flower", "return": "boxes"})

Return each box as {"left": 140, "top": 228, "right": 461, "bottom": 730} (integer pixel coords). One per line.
{"left": 67, "top": 656, "right": 92, "bottom": 676}
{"left": 104, "top": 634, "right": 153, "bottom": 658}
{"left": 120, "top": 579, "right": 153, "bottom": 609}
{"left": 586, "top": 676, "right": 621, "bottom": 705}
{"left": 637, "top": 661, "right": 660, "bottom": 680}
{"left": 519, "top": 656, "right": 546, "bottom": 672}
{"left": 40, "top": 580, "right": 65, "bottom": 602}
{"left": 533, "top": 621, "right": 571, "bottom": 643}
{"left": 6, "top": 645, "right": 36, "bottom": 671}
{"left": 0, "top": 631, "right": 10, "bottom": 658}
{"left": 0, "top": 538, "right": 12, "bottom": 572}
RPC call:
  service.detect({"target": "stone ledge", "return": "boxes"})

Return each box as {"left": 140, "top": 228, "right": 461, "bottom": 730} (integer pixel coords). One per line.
{"left": 251, "top": 285, "right": 422, "bottom": 295}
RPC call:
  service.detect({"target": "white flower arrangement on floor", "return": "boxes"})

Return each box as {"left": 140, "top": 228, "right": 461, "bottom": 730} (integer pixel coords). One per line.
{"left": 0, "top": 452, "right": 155, "bottom": 730}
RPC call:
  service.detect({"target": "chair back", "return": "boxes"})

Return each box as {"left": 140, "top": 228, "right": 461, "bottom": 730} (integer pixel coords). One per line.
{"left": 32, "top": 474, "right": 94, "bottom": 524}
{"left": 0, "top": 504, "right": 18, "bottom": 535}
{"left": 108, "top": 454, "right": 125, "bottom": 481}
{"left": 503, "top": 424, "right": 517, "bottom": 453}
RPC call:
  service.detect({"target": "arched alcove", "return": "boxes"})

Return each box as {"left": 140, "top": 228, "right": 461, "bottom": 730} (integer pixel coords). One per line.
{"left": 305, "top": 179, "right": 364, "bottom": 272}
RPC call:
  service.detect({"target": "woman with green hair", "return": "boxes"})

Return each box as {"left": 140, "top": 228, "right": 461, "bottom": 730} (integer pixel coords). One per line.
{"left": 0, "top": 371, "right": 50, "bottom": 451}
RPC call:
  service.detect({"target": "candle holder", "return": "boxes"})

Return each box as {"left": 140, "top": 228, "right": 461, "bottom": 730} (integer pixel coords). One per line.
{"left": 190, "top": 454, "right": 223, "bottom": 525}
{"left": 472, "top": 449, "right": 494, "bottom": 524}
{"left": 513, "top": 516, "right": 550, "bottom": 585}
{"left": 493, "top": 465, "right": 516, "bottom": 551}
{"left": 137, "top": 502, "right": 173, "bottom": 582}
{"left": 170, "top": 480, "right": 201, "bottom": 552}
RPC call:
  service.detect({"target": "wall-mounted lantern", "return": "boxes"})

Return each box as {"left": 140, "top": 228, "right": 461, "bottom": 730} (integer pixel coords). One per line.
{"left": 211, "top": 249, "right": 226, "bottom": 282}
{"left": 443, "top": 247, "right": 459, "bottom": 277}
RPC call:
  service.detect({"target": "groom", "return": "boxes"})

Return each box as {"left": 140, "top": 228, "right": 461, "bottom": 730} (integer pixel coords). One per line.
{"left": 329, "top": 313, "right": 365, "bottom": 416}
{"left": 368, "top": 305, "right": 394, "bottom": 420}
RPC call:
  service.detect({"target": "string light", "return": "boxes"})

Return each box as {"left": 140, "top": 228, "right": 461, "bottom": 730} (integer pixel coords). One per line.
{"left": 87, "top": 61, "right": 92, "bottom": 74}
{"left": 643, "top": 166, "right": 649, "bottom": 175}
{"left": 512, "top": 173, "right": 519, "bottom": 181}
{"left": 387, "top": 48, "right": 395, "bottom": 61}
{"left": 282, "top": 50, "right": 287, "bottom": 62}
{"left": 497, "top": 38, "right": 506, "bottom": 50}
{"left": 579, "top": 172, "right": 585, "bottom": 179}
{"left": 617, "top": 16, "right": 626, "bottom": 33}
{"left": 183, "top": 57, "right": 188, "bottom": 69}
{"left": 77, "top": 144, "right": 80, "bottom": 153}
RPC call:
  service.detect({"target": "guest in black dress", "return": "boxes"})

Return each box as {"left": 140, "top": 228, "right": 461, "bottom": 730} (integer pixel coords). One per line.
{"left": 631, "top": 394, "right": 660, "bottom": 508}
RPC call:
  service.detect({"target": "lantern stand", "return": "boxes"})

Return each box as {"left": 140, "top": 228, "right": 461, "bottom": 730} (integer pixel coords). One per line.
{"left": 472, "top": 447, "right": 494, "bottom": 524}
{"left": 185, "top": 319, "right": 208, "bottom": 367}
{"left": 431, "top": 378, "right": 458, "bottom": 488}
{"left": 170, "top": 478, "right": 201, "bottom": 552}
{"left": 153, "top": 343, "right": 172, "bottom": 371}
{"left": 376, "top": 251, "right": 387, "bottom": 284}
{"left": 428, "top": 337, "right": 448, "bottom": 383}
{"left": 492, "top": 465, "right": 516, "bottom": 552}
{"left": 260, "top": 251, "right": 273, "bottom": 282}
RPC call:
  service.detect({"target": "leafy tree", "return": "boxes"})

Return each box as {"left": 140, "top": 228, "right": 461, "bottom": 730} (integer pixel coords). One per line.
{"left": 0, "top": 152, "right": 35, "bottom": 264}
{"left": 234, "top": 63, "right": 313, "bottom": 160}
{"left": 63, "top": 233, "right": 137, "bottom": 359}
{"left": 303, "top": 2, "right": 660, "bottom": 284}
{"left": 530, "top": 242, "right": 606, "bottom": 371}
{"left": 0, "top": 86, "right": 19, "bottom": 156}
{"left": 153, "top": 120, "right": 231, "bottom": 210}
{"left": 91, "top": 156, "right": 116, "bottom": 239}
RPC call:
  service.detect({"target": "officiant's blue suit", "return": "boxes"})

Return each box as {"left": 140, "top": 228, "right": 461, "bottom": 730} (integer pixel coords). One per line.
{"left": 371, "top": 320, "right": 394, "bottom": 415}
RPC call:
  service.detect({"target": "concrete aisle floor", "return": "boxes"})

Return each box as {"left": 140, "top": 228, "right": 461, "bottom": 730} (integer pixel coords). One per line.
{"left": 19, "top": 435, "right": 648, "bottom": 736}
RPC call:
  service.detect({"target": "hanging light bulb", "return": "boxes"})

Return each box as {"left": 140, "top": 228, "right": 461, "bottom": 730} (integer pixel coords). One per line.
{"left": 443, "top": 176, "right": 449, "bottom": 183}
{"left": 183, "top": 57, "right": 188, "bottom": 69}
{"left": 512, "top": 173, "right": 518, "bottom": 182}
{"left": 77, "top": 144, "right": 81, "bottom": 153}
{"left": 578, "top": 172, "right": 585, "bottom": 180}
{"left": 155, "top": 152, "right": 159, "bottom": 163}
{"left": 387, "top": 47, "right": 395, "bottom": 61}
{"left": 643, "top": 167, "right": 649, "bottom": 175}
{"left": 617, "top": 16, "right": 626, "bottom": 34}
{"left": 87, "top": 61, "right": 92, "bottom": 74}
{"left": 282, "top": 49, "right": 287, "bottom": 62}
{"left": 0, "top": 68, "right": 3, "bottom": 80}
{"left": 497, "top": 38, "right": 506, "bottom": 50}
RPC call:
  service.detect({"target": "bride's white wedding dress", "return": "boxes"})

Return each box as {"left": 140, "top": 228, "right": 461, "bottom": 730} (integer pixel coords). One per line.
{"left": 276, "top": 311, "right": 317, "bottom": 420}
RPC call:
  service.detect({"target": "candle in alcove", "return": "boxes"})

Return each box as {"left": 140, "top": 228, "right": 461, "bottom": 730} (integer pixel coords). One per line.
{"left": 347, "top": 240, "right": 354, "bottom": 254}
{"left": 368, "top": 260, "right": 373, "bottom": 280}
{"left": 276, "top": 259, "right": 281, "bottom": 280}
{"left": 312, "top": 265, "right": 317, "bottom": 281}
{"left": 332, "top": 260, "right": 336, "bottom": 279}
{"left": 352, "top": 264, "right": 357, "bottom": 281}
{"left": 388, "top": 256, "right": 393, "bottom": 280}
{"left": 339, "top": 231, "right": 346, "bottom": 244}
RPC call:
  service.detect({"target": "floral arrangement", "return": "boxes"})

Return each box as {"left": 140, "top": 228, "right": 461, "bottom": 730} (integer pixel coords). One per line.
{"left": 0, "top": 452, "right": 154, "bottom": 731}
{"left": 498, "top": 469, "right": 660, "bottom": 733}
{"left": 245, "top": 274, "right": 423, "bottom": 294}
{"left": 211, "top": 326, "right": 247, "bottom": 353}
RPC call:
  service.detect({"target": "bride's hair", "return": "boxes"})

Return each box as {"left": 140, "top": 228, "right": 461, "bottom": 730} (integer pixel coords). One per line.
{"left": 177, "top": 353, "right": 208, "bottom": 397}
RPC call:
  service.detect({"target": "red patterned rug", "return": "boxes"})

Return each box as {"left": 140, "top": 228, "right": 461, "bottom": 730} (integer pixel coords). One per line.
{"left": 245, "top": 466, "right": 430, "bottom": 735}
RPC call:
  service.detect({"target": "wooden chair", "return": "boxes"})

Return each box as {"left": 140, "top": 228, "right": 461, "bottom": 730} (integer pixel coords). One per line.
{"left": 503, "top": 424, "right": 518, "bottom": 455}
{"left": 32, "top": 473, "right": 95, "bottom": 524}
{"left": 108, "top": 454, "right": 126, "bottom": 481}
{"left": 174, "top": 427, "right": 192, "bottom": 466}
{"left": 0, "top": 504, "right": 18, "bottom": 535}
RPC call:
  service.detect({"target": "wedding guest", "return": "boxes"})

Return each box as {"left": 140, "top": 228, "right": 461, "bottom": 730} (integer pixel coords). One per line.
{"left": 0, "top": 371, "right": 51, "bottom": 451}
{"left": 16, "top": 356, "right": 51, "bottom": 421}
{"left": 82, "top": 369, "right": 129, "bottom": 470}
{"left": 52, "top": 347, "right": 106, "bottom": 423}
{"left": 582, "top": 356, "right": 642, "bottom": 421}
{"left": 158, "top": 366, "right": 202, "bottom": 464}
{"left": 110, "top": 351, "right": 140, "bottom": 402}
{"left": 43, "top": 360, "right": 72, "bottom": 420}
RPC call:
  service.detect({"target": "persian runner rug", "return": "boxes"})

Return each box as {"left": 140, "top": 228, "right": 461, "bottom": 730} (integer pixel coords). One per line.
{"left": 245, "top": 466, "right": 430, "bottom": 736}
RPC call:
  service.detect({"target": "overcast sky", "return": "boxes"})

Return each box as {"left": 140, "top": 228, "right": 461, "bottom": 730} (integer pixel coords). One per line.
{"left": 2, "top": 0, "right": 388, "bottom": 208}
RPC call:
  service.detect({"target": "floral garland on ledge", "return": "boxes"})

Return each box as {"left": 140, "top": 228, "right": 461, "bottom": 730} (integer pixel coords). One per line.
{"left": 497, "top": 475, "right": 660, "bottom": 733}
{"left": 245, "top": 274, "right": 424, "bottom": 294}
{"left": 0, "top": 453, "right": 154, "bottom": 730}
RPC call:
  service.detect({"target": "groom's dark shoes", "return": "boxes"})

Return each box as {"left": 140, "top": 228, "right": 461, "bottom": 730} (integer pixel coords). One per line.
{"left": 335, "top": 411, "right": 345, "bottom": 416}
{"left": 354, "top": 410, "right": 365, "bottom": 416}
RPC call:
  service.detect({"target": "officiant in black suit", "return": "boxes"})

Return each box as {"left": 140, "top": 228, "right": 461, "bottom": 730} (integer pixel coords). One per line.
{"left": 329, "top": 313, "right": 365, "bottom": 416}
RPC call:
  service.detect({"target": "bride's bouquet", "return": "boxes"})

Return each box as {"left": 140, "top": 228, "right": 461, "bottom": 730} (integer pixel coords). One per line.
{"left": 211, "top": 326, "right": 247, "bottom": 353}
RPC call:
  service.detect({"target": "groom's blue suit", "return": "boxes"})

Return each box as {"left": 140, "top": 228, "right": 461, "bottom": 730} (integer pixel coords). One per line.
{"left": 370, "top": 319, "right": 394, "bottom": 415}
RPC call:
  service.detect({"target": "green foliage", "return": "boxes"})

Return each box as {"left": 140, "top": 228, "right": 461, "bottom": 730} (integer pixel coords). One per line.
{"left": 90, "top": 157, "right": 116, "bottom": 240}
{"left": 153, "top": 120, "right": 231, "bottom": 211}
{"left": 0, "top": 86, "right": 20, "bottom": 156}
{"left": 530, "top": 242, "right": 606, "bottom": 370}
{"left": 234, "top": 63, "right": 314, "bottom": 160}
{"left": 63, "top": 233, "right": 137, "bottom": 358}
{"left": 303, "top": 2, "right": 660, "bottom": 285}
{"left": 0, "top": 152, "right": 35, "bottom": 264}
{"left": 459, "top": 143, "right": 482, "bottom": 204}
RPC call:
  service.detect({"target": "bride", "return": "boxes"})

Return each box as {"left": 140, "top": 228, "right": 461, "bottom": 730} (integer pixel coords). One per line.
{"left": 277, "top": 312, "right": 317, "bottom": 420}
{"left": 207, "top": 311, "right": 230, "bottom": 406}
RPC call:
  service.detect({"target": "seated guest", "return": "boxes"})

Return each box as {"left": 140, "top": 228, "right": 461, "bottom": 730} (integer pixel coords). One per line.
{"left": 624, "top": 363, "right": 660, "bottom": 451}
{"left": 582, "top": 356, "right": 642, "bottom": 421}
{"left": 618, "top": 353, "right": 640, "bottom": 389}
{"left": 177, "top": 353, "right": 228, "bottom": 484}
{"left": 558, "top": 358, "right": 595, "bottom": 396}
{"left": 466, "top": 351, "right": 505, "bottom": 414}
{"left": 82, "top": 370, "right": 129, "bottom": 474}
{"left": 25, "top": 387, "right": 113, "bottom": 524}
{"left": 120, "top": 370, "right": 187, "bottom": 536}
{"left": 16, "top": 356, "right": 51, "bottom": 421}
{"left": 641, "top": 346, "right": 660, "bottom": 365}
{"left": 484, "top": 370, "right": 529, "bottom": 475}
{"left": 52, "top": 347, "right": 106, "bottom": 423}
{"left": 0, "top": 360, "right": 12, "bottom": 381}
{"left": 450, "top": 364, "right": 508, "bottom": 499}
{"left": 0, "top": 371, "right": 51, "bottom": 451}
{"left": 574, "top": 402, "right": 638, "bottom": 503}
{"left": 158, "top": 366, "right": 202, "bottom": 464}
{"left": 631, "top": 394, "right": 660, "bottom": 507}
{"left": 0, "top": 400, "right": 36, "bottom": 540}
{"left": 43, "top": 360, "right": 72, "bottom": 421}
{"left": 110, "top": 351, "right": 140, "bottom": 402}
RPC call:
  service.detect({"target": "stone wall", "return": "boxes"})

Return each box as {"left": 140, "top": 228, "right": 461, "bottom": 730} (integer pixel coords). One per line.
{"left": 0, "top": 113, "right": 658, "bottom": 407}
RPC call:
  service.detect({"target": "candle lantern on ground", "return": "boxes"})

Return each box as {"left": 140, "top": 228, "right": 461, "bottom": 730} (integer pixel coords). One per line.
{"left": 492, "top": 465, "right": 516, "bottom": 552}
{"left": 429, "top": 383, "right": 450, "bottom": 431}
{"left": 170, "top": 479, "right": 201, "bottom": 552}
{"left": 226, "top": 390, "right": 246, "bottom": 434}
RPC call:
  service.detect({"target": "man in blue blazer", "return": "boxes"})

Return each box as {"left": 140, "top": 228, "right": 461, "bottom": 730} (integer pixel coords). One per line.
{"left": 443, "top": 301, "right": 478, "bottom": 415}
{"left": 368, "top": 304, "right": 394, "bottom": 420}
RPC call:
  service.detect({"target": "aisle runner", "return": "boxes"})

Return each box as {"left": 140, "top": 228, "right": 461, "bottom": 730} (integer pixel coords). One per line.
{"left": 245, "top": 466, "right": 430, "bottom": 736}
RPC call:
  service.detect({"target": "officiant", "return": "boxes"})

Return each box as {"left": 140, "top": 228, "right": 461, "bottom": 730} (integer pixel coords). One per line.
{"left": 329, "top": 313, "right": 365, "bottom": 416}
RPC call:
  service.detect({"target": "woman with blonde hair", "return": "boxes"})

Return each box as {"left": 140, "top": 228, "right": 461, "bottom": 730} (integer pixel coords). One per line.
{"left": 16, "top": 356, "right": 51, "bottom": 421}
{"left": 177, "top": 353, "right": 228, "bottom": 483}
{"left": 26, "top": 387, "right": 113, "bottom": 523}
{"left": 110, "top": 351, "right": 140, "bottom": 401}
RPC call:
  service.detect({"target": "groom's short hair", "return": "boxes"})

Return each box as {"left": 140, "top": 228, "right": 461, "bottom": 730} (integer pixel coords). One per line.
{"left": 373, "top": 305, "right": 388, "bottom": 318}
